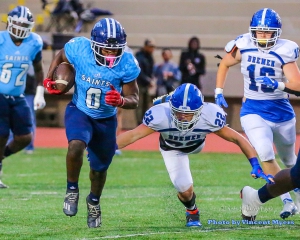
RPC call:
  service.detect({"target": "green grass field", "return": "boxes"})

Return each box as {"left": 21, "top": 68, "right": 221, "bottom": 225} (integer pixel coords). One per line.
{"left": 0, "top": 149, "right": 300, "bottom": 240}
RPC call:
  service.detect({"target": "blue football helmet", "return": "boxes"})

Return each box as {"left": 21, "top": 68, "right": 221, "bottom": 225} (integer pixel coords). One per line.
{"left": 90, "top": 18, "right": 127, "bottom": 67}
{"left": 7, "top": 6, "right": 34, "bottom": 39}
{"left": 169, "top": 83, "right": 204, "bottom": 131}
{"left": 249, "top": 8, "right": 282, "bottom": 50}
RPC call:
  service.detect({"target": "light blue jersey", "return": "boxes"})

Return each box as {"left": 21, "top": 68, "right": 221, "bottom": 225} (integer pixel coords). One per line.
{"left": 65, "top": 37, "right": 140, "bottom": 119}
{"left": 0, "top": 31, "right": 43, "bottom": 96}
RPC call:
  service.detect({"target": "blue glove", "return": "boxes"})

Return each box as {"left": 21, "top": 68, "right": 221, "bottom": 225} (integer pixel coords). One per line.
{"left": 153, "top": 92, "right": 173, "bottom": 105}
{"left": 249, "top": 157, "right": 275, "bottom": 184}
{"left": 214, "top": 88, "right": 228, "bottom": 108}
{"left": 255, "top": 77, "right": 278, "bottom": 89}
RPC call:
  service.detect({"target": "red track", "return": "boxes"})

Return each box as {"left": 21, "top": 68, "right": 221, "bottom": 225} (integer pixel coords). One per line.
{"left": 35, "top": 127, "right": 300, "bottom": 153}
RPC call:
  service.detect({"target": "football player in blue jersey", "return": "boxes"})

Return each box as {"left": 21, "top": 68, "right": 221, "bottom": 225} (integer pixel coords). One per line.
{"left": 215, "top": 8, "right": 300, "bottom": 219}
{"left": 43, "top": 18, "right": 140, "bottom": 228}
{"left": 116, "top": 83, "right": 273, "bottom": 227}
{"left": 0, "top": 6, "right": 46, "bottom": 188}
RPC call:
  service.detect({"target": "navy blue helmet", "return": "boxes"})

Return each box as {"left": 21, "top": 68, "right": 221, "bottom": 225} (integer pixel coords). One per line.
{"left": 249, "top": 8, "right": 282, "bottom": 50}
{"left": 170, "top": 83, "right": 204, "bottom": 131}
{"left": 7, "top": 6, "right": 34, "bottom": 39}
{"left": 90, "top": 18, "right": 127, "bottom": 67}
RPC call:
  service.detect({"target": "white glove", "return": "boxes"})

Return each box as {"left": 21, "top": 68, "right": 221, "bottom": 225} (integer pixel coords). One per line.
{"left": 34, "top": 86, "right": 46, "bottom": 110}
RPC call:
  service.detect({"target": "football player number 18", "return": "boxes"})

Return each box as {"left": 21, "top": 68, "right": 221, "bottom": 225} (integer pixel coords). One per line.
{"left": 247, "top": 64, "right": 275, "bottom": 93}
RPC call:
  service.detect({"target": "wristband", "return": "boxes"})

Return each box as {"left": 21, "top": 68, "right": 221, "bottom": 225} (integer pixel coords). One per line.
{"left": 277, "top": 82, "right": 285, "bottom": 91}
{"left": 36, "top": 86, "right": 45, "bottom": 97}
{"left": 248, "top": 157, "right": 259, "bottom": 167}
{"left": 215, "top": 88, "right": 223, "bottom": 95}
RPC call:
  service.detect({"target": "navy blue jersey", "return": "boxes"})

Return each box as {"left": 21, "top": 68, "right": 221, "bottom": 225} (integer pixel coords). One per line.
{"left": 64, "top": 37, "right": 140, "bottom": 119}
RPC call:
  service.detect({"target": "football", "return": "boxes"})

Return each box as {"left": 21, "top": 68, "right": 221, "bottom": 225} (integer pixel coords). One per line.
{"left": 52, "top": 62, "right": 75, "bottom": 94}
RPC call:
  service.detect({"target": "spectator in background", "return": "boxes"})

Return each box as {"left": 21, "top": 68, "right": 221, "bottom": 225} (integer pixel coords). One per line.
{"left": 154, "top": 48, "right": 181, "bottom": 97}
{"left": 179, "top": 36, "right": 206, "bottom": 90}
{"left": 135, "top": 39, "right": 156, "bottom": 125}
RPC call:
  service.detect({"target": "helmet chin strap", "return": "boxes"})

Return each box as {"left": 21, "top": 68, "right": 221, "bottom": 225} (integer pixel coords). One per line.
{"left": 106, "top": 55, "right": 115, "bottom": 68}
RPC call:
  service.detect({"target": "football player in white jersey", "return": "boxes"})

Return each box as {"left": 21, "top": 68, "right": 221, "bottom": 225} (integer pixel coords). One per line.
{"left": 117, "top": 83, "right": 273, "bottom": 227}
{"left": 0, "top": 6, "right": 46, "bottom": 188}
{"left": 215, "top": 8, "right": 300, "bottom": 219}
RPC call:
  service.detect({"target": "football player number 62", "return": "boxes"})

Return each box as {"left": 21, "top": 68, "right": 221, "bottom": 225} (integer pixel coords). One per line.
{"left": 0, "top": 63, "right": 29, "bottom": 85}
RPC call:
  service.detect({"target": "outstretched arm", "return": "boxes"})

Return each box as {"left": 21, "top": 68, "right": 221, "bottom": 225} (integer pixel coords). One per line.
{"left": 214, "top": 126, "right": 274, "bottom": 184}
{"left": 117, "top": 124, "right": 156, "bottom": 149}
{"left": 214, "top": 126, "right": 256, "bottom": 158}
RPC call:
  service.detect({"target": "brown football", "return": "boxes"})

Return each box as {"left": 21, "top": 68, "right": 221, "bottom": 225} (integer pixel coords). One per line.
{"left": 52, "top": 62, "right": 75, "bottom": 94}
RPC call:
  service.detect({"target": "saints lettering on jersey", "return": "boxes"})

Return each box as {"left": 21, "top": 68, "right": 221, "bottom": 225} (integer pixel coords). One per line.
{"left": 0, "top": 32, "right": 43, "bottom": 96}
{"left": 64, "top": 37, "right": 140, "bottom": 119}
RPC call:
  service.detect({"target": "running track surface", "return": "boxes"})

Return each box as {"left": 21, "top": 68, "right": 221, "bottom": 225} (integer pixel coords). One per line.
{"left": 35, "top": 127, "right": 300, "bottom": 153}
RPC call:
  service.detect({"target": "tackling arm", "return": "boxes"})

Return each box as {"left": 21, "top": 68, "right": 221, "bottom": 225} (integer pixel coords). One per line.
{"left": 214, "top": 126, "right": 256, "bottom": 158}
{"left": 214, "top": 126, "right": 274, "bottom": 184}
{"left": 117, "top": 124, "right": 156, "bottom": 149}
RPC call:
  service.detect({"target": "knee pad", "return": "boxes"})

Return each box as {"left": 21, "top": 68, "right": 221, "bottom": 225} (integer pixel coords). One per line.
{"left": 256, "top": 143, "right": 275, "bottom": 162}
{"left": 173, "top": 177, "right": 193, "bottom": 193}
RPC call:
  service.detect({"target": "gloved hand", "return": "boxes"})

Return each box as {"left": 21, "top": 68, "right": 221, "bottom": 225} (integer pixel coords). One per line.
{"left": 249, "top": 157, "right": 275, "bottom": 184}
{"left": 43, "top": 78, "right": 63, "bottom": 95}
{"left": 105, "top": 84, "right": 124, "bottom": 107}
{"left": 214, "top": 88, "right": 228, "bottom": 108}
{"left": 255, "top": 77, "right": 278, "bottom": 89}
{"left": 34, "top": 86, "right": 46, "bottom": 110}
{"left": 152, "top": 91, "right": 174, "bottom": 105}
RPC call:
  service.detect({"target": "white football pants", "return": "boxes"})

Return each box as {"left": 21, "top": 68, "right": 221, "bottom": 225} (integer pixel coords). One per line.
{"left": 160, "top": 142, "right": 205, "bottom": 193}
{"left": 241, "top": 114, "right": 296, "bottom": 167}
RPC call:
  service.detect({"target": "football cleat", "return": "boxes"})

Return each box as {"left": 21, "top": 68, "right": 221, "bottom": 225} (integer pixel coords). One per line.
{"left": 279, "top": 198, "right": 298, "bottom": 219}
{"left": 86, "top": 196, "right": 101, "bottom": 228}
{"left": 186, "top": 209, "right": 202, "bottom": 227}
{"left": 63, "top": 189, "right": 79, "bottom": 216}
{"left": 240, "top": 186, "right": 262, "bottom": 220}
{"left": 115, "top": 149, "right": 122, "bottom": 155}
{"left": 0, "top": 179, "right": 8, "bottom": 189}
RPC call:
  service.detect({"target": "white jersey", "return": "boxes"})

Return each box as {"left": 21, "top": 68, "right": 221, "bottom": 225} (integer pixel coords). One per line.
{"left": 236, "top": 33, "right": 299, "bottom": 100}
{"left": 142, "top": 102, "right": 226, "bottom": 152}
{"left": 230, "top": 33, "right": 297, "bottom": 123}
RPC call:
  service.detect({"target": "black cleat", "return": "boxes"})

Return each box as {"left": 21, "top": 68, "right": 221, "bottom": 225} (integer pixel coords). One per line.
{"left": 63, "top": 189, "right": 79, "bottom": 216}
{"left": 86, "top": 196, "right": 101, "bottom": 228}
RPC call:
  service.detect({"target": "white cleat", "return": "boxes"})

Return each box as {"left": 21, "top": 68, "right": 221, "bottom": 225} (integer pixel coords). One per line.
{"left": 0, "top": 179, "right": 8, "bottom": 188}
{"left": 240, "top": 186, "right": 262, "bottom": 220}
{"left": 280, "top": 198, "right": 298, "bottom": 219}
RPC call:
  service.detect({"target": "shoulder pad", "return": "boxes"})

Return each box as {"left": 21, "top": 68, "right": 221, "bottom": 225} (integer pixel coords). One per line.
{"left": 224, "top": 40, "right": 236, "bottom": 53}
